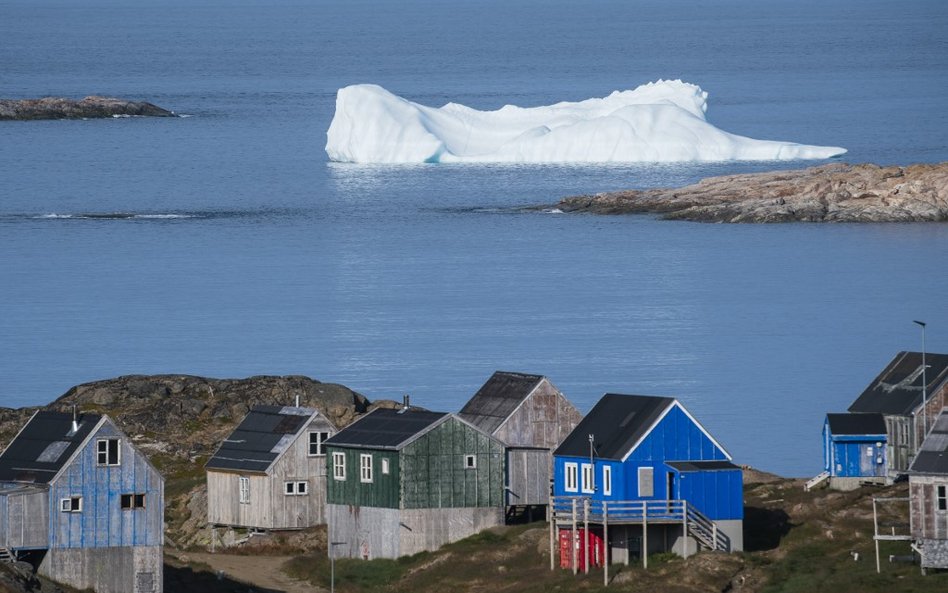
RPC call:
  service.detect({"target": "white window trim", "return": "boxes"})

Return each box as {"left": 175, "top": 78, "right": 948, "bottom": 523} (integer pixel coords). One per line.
{"left": 308, "top": 431, "right": 330, "bottom": 457}
{"left": 581, "top": 463, "right": 594, "bottom": 493}
{"left": 603, "top": 466, "right": 612, "bottom": 496}
{"left": 332, "top": 452, "right": 346, "bottom": 481}
{"left": 60, "top": 496, "right": 82, "bottom": 512}
{"left": 564, "top": 462, "right": 578, "bottom": 493}
{"left": 360, "top": 453, "right": 373, "bottom": 483}
{"left": 464, "top": 455, "right": 477, "bottom": 469}
{"left": 239, "top": 476, "right": 250, "bottom": 504}
{"left": 381, "top": 458, "right": 390, "bottom": 475}
{"left": 284, "top": 480, "right": 309, "bottom": 496}
{"left": 937, "top": 485, "right": 947, "bottom": 512}
{"left": 96, "top": 438, "right": 121, "bottom": 466}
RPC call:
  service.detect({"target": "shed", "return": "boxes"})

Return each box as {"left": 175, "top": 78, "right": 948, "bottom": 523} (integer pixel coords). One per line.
{"left": 206, "top": 405, "right": 336, "bottom": 532}
{"left": 908, "top": 408, "right": 948, "bottom": 569}
{"left": 459, "top": 371, "right": 581, "bottom": 510}
{"left": 822, "top": 413, "right": 887, "bottom": 489}
{"left": 0, "top": 411, "right": 164, "bottom": 593}
{"left": 325, "top": 408, "right": 505, "bottom": 559}
{"left": 551, "top": 393, "right": 743, "bottom": 567}
{"left": 848, "top": 351, "right": 948, "bottom": 476}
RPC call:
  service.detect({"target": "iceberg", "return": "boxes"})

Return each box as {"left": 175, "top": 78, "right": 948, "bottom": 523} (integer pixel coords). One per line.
{"left": 325, "top": 81, "right": 846, "bottom": 164}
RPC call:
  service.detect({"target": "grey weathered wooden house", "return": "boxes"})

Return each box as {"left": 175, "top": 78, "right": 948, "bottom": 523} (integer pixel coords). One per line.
{"left": 206, "top": 405, "right": 337, "bottom": 532}
{"left": 848, "top": 351, "right": 948, "bottom": 477}
{"left": 908, "top": 408, "right": 948, "bottom": 570}
{"left": 325, "top": 407, "right": 505, "bottom": 559}
{"left": 458, "top": 371, "right": 581, "bottom": 513}
{"left": 0, "top": 411, "right": 164, "bottom": 593}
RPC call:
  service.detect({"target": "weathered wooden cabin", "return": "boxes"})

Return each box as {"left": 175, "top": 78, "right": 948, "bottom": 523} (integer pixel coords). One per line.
{"left": 0, "top": 411, "right": 164, "bottom": 593}
{"left": 848, "top": 351, "right": 948, "bottom": 477}
{"left": 908, "top": 408, "right": 948, "bottom": 570}
{"left": 459, "top": 371, "right": 581, "bottom": 514}
{"left": 325, "top": 408, "right": 505, "bottom": 559}
{"left": 821, "top": 413, "right": 888, "bottom": 490}
{"left": 205, "top": 405, "right": 336, "bottom": 533}
{"left": 550, "top": 393, "right": 743, "bottom": 571}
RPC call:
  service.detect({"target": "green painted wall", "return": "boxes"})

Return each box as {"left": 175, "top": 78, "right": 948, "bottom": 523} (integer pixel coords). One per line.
{"left": 325, "top": 447, "right": 400, "bottom": 509}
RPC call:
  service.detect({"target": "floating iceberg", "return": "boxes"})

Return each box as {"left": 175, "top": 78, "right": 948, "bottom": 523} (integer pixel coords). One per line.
{"left": 325, "top": 81, "right": 846, "bottom": 164}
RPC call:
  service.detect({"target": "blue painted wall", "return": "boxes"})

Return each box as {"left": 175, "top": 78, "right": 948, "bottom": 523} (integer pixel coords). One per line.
{"left": 47, "top": 420, "right": 164, "bottom": 548}
{"left": 822, "top": 419, "right": 886, "bottom": 478}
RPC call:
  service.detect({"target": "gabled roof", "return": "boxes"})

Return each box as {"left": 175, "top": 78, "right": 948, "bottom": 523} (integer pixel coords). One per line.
{"left": 554, "top": 394, "right": 675, "bottom": 460}
{"left": 0, "top": 411, "right": 103, "bottom": 484}
{"left": 849, "top": 351, "right": 948, "bottom": 416}
{"left": 458, "top": 371, "right": 545, "bottom": 435}
{"left": 325, "top": 408, "right": 448, "bottom": 450}
{"left": 825, "top": 413, "right": 888, "bottom": 436}
{"left": 909, "top": 409, "right": 948, "bottom": 475}
{"left": 206, "top": 405, "right": 319, "bottom": 474}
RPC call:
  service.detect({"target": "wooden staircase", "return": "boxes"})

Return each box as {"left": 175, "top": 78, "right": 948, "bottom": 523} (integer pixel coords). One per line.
{"left": 805, "top": 471, "right": 830, "bottom": 492}
{"left": 0, "top": 548, "right": 15, "bottom": 563}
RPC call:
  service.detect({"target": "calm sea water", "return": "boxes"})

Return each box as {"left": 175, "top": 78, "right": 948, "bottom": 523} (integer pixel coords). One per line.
{"left": 2, "top": 0, "right": 947, "bottom": 475}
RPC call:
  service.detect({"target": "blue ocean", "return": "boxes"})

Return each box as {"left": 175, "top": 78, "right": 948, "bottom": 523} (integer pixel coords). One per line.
{"left": 1, "top": 0, "right": 947, "bottom": 476}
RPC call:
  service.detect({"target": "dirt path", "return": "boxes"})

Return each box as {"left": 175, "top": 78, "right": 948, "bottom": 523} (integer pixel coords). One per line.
{"left": 172, "top": 551, "right": 320, "bottom": 593}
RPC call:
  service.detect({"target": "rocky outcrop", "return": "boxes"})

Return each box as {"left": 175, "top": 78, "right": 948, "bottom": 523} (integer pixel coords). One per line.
{"left": 0, "top": 96, "right": 175, "bottom": 120}
{"left": 552, "top": 162, "right": 948, "bottom": 222}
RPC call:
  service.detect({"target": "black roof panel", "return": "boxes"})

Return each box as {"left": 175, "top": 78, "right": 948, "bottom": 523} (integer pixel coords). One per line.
{"left": 910, "top": 410, "right": 948, "bottom": 475}
{"left": 666, "top": 460, "right": 740, "bottom": 472}
{"left": 554, "top": 394, "right": 674, "bottom": 460}
{"left": 459, "top": 371, "right": 544, "bottom": 435}
{"left": 325, "top": 408, "right": 447, "bottom": 449}
{"left": 0, "top": 411, "right": 102, "bottom": 484}
{"left": 849, "top": 352, "right": 948, "bottom": 416}
{"left": 826, "top": 413, "right": 888, "bottom": 436}
{"left": 205, "top": 405, "right": 315, "bottom": 473}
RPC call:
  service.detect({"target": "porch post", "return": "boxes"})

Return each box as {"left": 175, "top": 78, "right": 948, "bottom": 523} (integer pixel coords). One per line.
{"left": 603, "top": 502, "right": 609, "bottom": 586}
{"left": 642, "top": 500, "right": 648, "bottom": 569}
{"left": 682, "top": 499, "right": 689, "bottom": 559}
{"left": 571, "top": 498, "right": 578, "bottom": 575}
{"left": 549, "top": 499, "right": 555, "bottom": 571}
{"left": 583, "top": 498, "right": 590, "bottom": 575}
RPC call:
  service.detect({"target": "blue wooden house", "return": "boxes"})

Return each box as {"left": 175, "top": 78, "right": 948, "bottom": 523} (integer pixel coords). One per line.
{"left": 822, "top": 413, "right": 887, "bottom": 490}
{"left": 0, "top": 411, "right": 163, "bottom": 593}
{"left": 550, "top": 394, "right": 743, "bottom": 569}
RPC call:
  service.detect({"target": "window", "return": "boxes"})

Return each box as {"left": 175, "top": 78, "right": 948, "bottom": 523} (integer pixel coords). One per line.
{"left": 938, "top": 485, "right": 947, "bottom": 512}
{"left": 381, "top": 458, "right": 390, "bottom": 475}
{"left": 360, "top": 454, "right": 373, "bottom": 483}
{"left": 96, "top": 438, "right": 120, "bottom": 466}
{"left": 603, "top": 466, "right": 612, "bottom": 496}
{"left": 638, "top": 467, "right": 654, "bottom": 497}
{"left": 581, "top": 463, "right": 594, "bottom": 493}
{"left": 284, "top": 481, "right": 308, "bottom": 496}
{"left": 60, "top": 496, "right": 82, "bottom": 512}
{"left": 239, "top": 476, "right": 250, "bottom": 504}
{"left": 308, "top": 431, "right": 330, "bottom": 456}
{"left": 564, "top": 462, "right": 578, "bottom": 493}
{"left": 464, "top": 455, "right": 477, "bottom": 469}
{"left": 332, "top": 452, "right": 346, "bottom": 481}
{"left": 121, "top": 493, "right": 146, "bottom": 510}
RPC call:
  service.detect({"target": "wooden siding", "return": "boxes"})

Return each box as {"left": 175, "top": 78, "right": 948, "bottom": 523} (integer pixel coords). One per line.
{"left": 0, "top": 488, "right": 48, "bottom": 548}
{"left": 885, "top": 415, "right": 913, "bottom": 474}
{"left": 492, "top": 378, "right": 581, "bottom": 449}
{"left": 505, "top": 448, "right": 550, "bottom": 506}
{"left": 401, "top": 418, "right": 504, "bottom": 509}
{"left": 206, "top": 471, "right": 271, "bottom": 527}
{"left": 39, "top": 545, "right": 162, "bottom": 593}
{"left": 325, "top": 448, "right": 400, "bottom": 509}
{"left": 910, "top": 475, "right": 948, "bottom": 541}
{"left": 48, "top": 421, "right": 164, "bottom": 549}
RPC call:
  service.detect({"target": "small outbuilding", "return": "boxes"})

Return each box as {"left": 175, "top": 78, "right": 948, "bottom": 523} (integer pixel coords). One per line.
{"left": 908, "top": 408, "right": 948, "bottom": 570}
{"left": 325, "top": 407, "right": 505, "bottom": 559}
{"left": 822, "top": 413, "right": 888, "bottom": 490}
{"left": 205, "top": 405, "right": 337, "bottom": 534}
{"left": 0, "top": 411, "right": 164, "bottom": 593}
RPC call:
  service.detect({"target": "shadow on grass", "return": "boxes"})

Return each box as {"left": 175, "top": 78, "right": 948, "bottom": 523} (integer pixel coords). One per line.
{"left": 165, "top": 562, "right": 283, "bottom": 593}
{"left": 743, "top": 506, "right": 793, "bottom": 552}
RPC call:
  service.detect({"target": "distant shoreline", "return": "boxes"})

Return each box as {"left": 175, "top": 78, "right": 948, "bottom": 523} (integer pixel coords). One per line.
{"left": 546, "top": 162, "right": 948, "bottom": 223}
{"left": 0, "top": 96, "right": 176, "bottom": 120}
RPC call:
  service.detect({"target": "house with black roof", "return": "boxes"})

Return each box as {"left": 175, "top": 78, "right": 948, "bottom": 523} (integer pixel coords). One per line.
{"left": 550, "top": 393, "right": 743, "bottom": 570}
{"left": 325, "top": 407, "right": 505, "bottom": 559}
{"left": 848, "top": 351, "right": 948, "bottom": 476}
{"left": 908, "top": 408, "right": 948, "bottom": 570}
{"left": 821, "top": 413, "right": 888, "bottom": 490}
{"left": 206, "top": 405, "right": 337, "bottom": 535}
{"left": 459, "top": 371, "right": 581, "bottom": 513}
{"left": 0, "top": 410, "right": 163, "bottom": 593}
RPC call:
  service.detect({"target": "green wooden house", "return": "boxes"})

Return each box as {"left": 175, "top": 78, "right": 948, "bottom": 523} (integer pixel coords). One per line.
{"left": 325, "top": 407, "right": 505, "bottom": 559}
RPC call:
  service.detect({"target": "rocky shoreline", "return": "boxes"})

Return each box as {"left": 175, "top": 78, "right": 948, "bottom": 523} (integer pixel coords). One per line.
{"left": 0, "top": 96, "right": 176, "bottom": 120}
{"left": 550, "top": 162, "right": 948, "bottom": 223}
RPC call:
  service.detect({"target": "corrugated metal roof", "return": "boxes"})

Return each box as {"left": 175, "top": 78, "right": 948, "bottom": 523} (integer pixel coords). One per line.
{"left": 205, "top": 405, "right": 316, "bottom": 474}
{"left": 554, "top": 394, "right": 674, "bottom": 460}
{"left": 910, "top": 409, "right": 948, "bottom": 475}
{"left": 458, "top": 371, "right": 544, "bottom": 435}
{"left": 666, "top": 460, "right": 740, "bottom": 472}
{"left": 0, "top": 411, "right": 102, "bottom": 484}
{"left": 826, "top": 413, "right": 888, "bottom": 436}
{"left": 849, "top": 351, "right": 948, "bottom": 416}
{"left": 325, "top": 408, "right": 448, "bottom": 450}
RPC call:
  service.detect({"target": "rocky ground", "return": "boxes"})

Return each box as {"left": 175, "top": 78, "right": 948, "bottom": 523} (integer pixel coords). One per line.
{"left": 551, "top": 162, "right": 948, "bottom": 222}
{"left": 0, "top": 96, "right": 176, "bottom": 120}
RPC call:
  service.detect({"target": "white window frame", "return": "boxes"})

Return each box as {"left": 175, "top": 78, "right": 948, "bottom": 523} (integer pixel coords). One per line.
{"left": 938, "top": 485, "right": 947, "bottom": 512}
{"left": 239, "top": 476, "right": 250, "bottom": 504}
{"left": 464, "top": 455, "right": 477, "bottom": 469}
{"left": 60, "top": 496, "right": 82, "bottom": 513}
{"left": 381, "top": 458, "right": 390, "bottom": 475}
{"left": 581, "top": 463, "right": 594, "bottom": 493}
{"left": 308, "top": 431, "right": 330, "bottom": 457}
{"left": 603, "top": 466, "right": 612, "bottom": 496}
{"left": 96, "top": 438, "right": 121, "bottom": 466}
{"left": 284, "top": 480, "right": 309, "bottom": 496}
{"left": 637, "top": 467, "right": 654, "bottom": 497}
{"left": 360, "top": 453, "right": 373, "bottom": 483}
{"left": 332, "top": 452, "right": 346, "bottom": 481}
{"left": 564, "top": 462, "right": 578, "bottom": 493}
